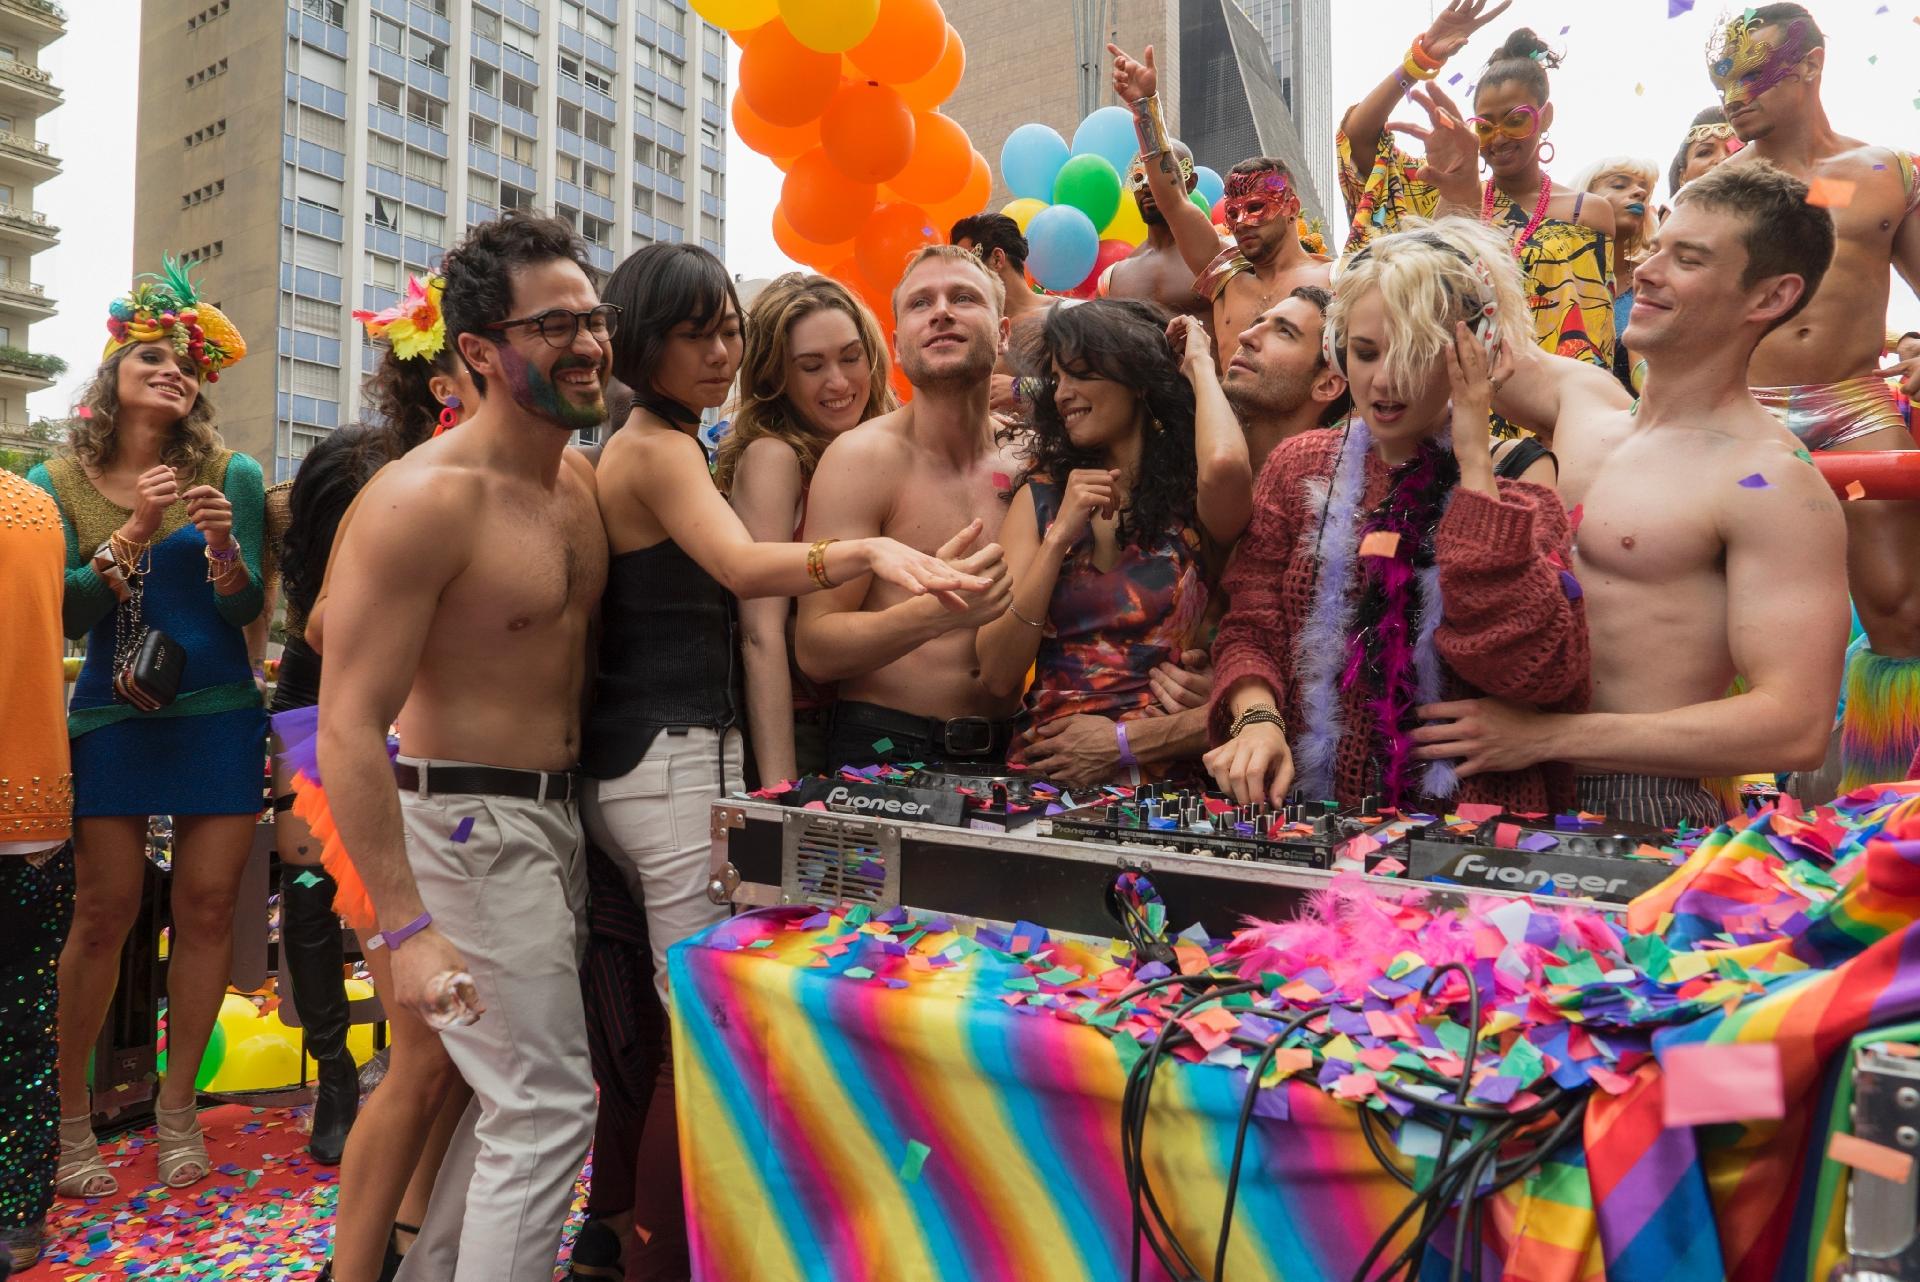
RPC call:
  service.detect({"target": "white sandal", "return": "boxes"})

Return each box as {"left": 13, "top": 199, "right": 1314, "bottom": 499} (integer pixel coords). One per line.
{"left": 55, "top": 1114, "right": 117, "bottom": 1199}
{"left": 155, "top": 1101, "right": 210, "bottom": 1188}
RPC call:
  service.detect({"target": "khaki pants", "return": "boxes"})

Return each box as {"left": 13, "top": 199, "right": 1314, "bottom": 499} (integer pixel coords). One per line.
{"left": 390, "top": 757, "right": 593, "bottom": 1282}
{"left": 584, "top": 726, "right": 744, "bottom": 1008}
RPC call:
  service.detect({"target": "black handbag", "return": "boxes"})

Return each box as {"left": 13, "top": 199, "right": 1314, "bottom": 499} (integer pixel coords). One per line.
{"left": 114, "top": 628, "right": 187, "bottom": 711}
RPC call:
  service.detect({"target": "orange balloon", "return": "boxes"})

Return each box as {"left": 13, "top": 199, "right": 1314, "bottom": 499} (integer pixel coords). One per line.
{"left": 820, "top": 81, "right": 915, "bottom": 184}
{"left": 884, "top": 110, "right": 971, "bottom": 206}
{"left": 740, "top": 22, "right": 841, "bottom": 127}
{"left": 896, "top": 24, "right": 964, "bottom": 111}
{"left": 847, "top": 0, "right": 948, "bottom": 85}
{"left": 925, "top": 150, "right": 991, "bottom": 231}
{"left": 732, "top": 93, "right": 821, "bottom": 162}
{"left": 855, "top": 202, "right": 939, "bottom": 296}
{"left": 772, "top": 205, "right": 855, "bottom": 270}
{"left": 729, "top": 23, "right": 762, "bottom": 48}
{"left": 782, "top": 148, "right": 878, "bottom": 244}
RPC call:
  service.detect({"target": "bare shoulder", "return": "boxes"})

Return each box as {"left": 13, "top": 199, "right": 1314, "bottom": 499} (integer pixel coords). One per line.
{"left": 737, "top": 434, "right": 805, "bottom": 488}
{"left": 1717, "top": 429, "right": 1844, "bottom": 539}
{"left": 559, "top": 445, "right": 600, "bottom": 500}
{"left": 816, "top": 408, "right": 912, "bottom": 477}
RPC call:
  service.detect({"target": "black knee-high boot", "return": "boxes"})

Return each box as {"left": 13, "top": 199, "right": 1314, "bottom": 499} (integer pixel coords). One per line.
{"left": 280, "top": 867, "right": 358, "bottom": 1164}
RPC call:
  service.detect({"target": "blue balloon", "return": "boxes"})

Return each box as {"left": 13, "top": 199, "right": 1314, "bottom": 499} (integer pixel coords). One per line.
{"left": 1001, "top": 123, "right": 1071, "bottom": 204}
{"left": 1194, "top": 165, "right": 1225, "bottom": 208}
{"left": 1070, "top": 106, "right": 1138, "bottom": 179}
{"left": 1026, "top": 204, "right": 1100, "bottom": 292}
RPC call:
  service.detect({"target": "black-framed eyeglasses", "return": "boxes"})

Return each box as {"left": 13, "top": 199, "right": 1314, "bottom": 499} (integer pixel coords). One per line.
{"left": 486, "top": 304, "right": 621, "bottom": 348}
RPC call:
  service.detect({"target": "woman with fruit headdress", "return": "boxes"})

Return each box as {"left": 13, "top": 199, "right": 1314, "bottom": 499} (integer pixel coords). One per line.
{"left": 29, "top": 257, "right": 262, "bottom": 1198}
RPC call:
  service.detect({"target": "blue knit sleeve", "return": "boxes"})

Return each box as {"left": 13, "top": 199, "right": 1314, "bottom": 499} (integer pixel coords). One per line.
{"left": 28, "top": 461, "right": 119, "bottom": 640}
{"left": 213, "top": 451, "right": 266, "bottom": 628}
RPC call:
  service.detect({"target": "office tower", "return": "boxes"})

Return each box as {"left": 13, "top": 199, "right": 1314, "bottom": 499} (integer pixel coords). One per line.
{"left": 135, "top": 0, "right": 728, "bottom": 477}
{"left": 1228, "top": 0, "right": 1335, "bottom": 230}
{"left": 0, "top": 0, "right": 63, "bottom": 447}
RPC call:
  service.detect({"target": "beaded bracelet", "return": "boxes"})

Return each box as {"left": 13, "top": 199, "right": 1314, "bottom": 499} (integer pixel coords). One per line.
{"left": 1229, "top": 705, "right": 1288, "bottom": 739}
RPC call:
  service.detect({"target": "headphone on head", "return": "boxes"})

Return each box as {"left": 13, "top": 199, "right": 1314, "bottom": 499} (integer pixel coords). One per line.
{"left": 1324, "top": 232, "right": 1503, "bottom": 380}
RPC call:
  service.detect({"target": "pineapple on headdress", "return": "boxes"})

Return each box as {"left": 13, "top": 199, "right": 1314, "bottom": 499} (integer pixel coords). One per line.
{"left": 102, "top": 256, "right": 248, "bottom": 381}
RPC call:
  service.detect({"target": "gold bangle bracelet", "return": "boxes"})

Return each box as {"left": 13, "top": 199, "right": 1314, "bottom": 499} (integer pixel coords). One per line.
{"left": 806, "top": 537, "right": 837, "bottom": 590}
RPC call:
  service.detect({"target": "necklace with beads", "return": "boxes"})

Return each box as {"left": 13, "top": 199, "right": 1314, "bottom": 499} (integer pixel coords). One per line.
{"left": 1482, "top": 174, "right": 1554, "bottom": 259}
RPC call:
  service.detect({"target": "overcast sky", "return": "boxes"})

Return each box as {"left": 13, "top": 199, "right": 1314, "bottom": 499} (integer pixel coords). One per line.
{"left": 29, "top": 1, "right": 1920, "bottom": 419}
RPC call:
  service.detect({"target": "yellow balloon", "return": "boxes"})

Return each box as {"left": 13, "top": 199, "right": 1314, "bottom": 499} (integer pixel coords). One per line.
{"left": 1000, "top": 197, "right": 1048, "bottom": 233}
{"left": 778, "top": 0, "right": 881, "bottom": 54}
{"left": 690, "top": 0, "right": 778, "bottom": 28}
{"left": 206, "top": 1033, "right": 302, "bottom": 1094}
{"left": 1102, "top": 198, "right": 1149, "bottom": 248}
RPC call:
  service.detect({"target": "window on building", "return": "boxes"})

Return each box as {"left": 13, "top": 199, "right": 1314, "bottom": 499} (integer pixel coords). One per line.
{"left": 290, "top": 359, "right": 337, "bottom": 399}
{"left": 370, "top": 133, "right": 402, "bottom": 172}
{"left": 703, "top": 24, "right": 726, "bottom": 58}
{"left": 633, "top": 87, "right": 654, "bottom": 119}
{"left": 406, "top": 89, "right": 446, "bottom": 127}
{"left": 634, "top": 41, "right": 653, "bottom": 70}
{"left": 702, "top": 74, "right": 723, "bottom": 106}
{"left": 555, "top": 204, "right": 581, "bottom": 231}
{"left": 632, "top": 184, "right": 654, "bottom": 213}
{"left": 300, "top": 0, "right": 342, "bottom": 26}
{"left": 501, "top": 76, "right": 536, "bottom": 113}
{"left": 656, "top": 194, "right": 683, "bottom": 223}
{"left": 298, "top": 106, "right": 346, "bottom": 150}
{"left": 701, "top": 167, "right": 723, "bottom": 198}
{"left": 409, "top": 32, "right": 448, "bottom": 72}
{"left": 699, "top": 122, "right": 720, "bottom": 151}
{"left": 503, "top": 131, "right": 538, "bottom": 165}
{"left": 501, "top": 183, "right": 534, "bottom": 211}
{"left": 584, "top": 13, "right": 616, "bottom": 43}
{"left": 585, "top": 115, "right": 615, "bottom": 148}
{"left": 472, "top": 9, "right": 501, "bottom": 40}
{"left": 657, "top": 98, "right": 684, "bottom": 129}
{"left": 584, "top": 65, "right": 613, "bottom": 95}
{"left": 659, "top": 53, "right": 685, "bottom": 81}
{"left": 555, "top": 153, "right": 580, "bottom": 183}
{"left": 472, "top": 60, "right": 500, "bottom": 94}
{"left": 372, "top": 15, "right": 404, "bottom": 54}
{"left": 472, "top": 118, "right": 498, "bottom": 149}
{"left": 294, "top": 231, "right": 341, "bottom": 272}
{"left": 368, "top": 195, "right": 398, "bottom": 229}
{"left": 660, "top": 5, "right": 685, "bottom": 35}
{"left": 468, "top": 173, "right": 499, "bottom": 203}
{"left": 296, "top": 169, "right": 344, "bottom": 210}
{"left": 559, "top": 53, "right": 582, "bottom": 82}
{"left": 633, "top": 137, "right": 655, "bottom": 167}
{"left": 584, "top": 164, "right": 613, "bottom": 197}
{"left": 292, "top": 295, "right": 342, "bottom": 333}
{"left": 402, "top": 207, "right": 445, "bottom": 241}
{"left": 582, "top": 213, "right": 613, "bottom": 246}
{"left": 367, "top": 255, "right": 401, "bottom": 290}
{"left": 373, "top": 75, "right": 402, "bottom": 112}
{"left": 502, "top": 22, "right": 536, "bottom": 57}
{"left": 558, "top": 102, "right": 582, "bottom": 133}
{"left": 700, "top": 212, "right": 721, "bottom": 241}
{"left": 406, "top": 148, "right": 446, "bottom": 185}
{"left": 659, "top": 147, "right": 684, "bottom": 179}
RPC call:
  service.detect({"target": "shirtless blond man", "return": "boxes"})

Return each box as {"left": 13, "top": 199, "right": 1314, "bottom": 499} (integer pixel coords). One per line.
{"left": 1708, "top": 3, "right": 1920, "bottom": 791}
{"left": 1108, "top": 44, "right": 1330, "bottom": 357}
{"left": 1413, "top": 163, "right": 1849, "bottom": 827}
{"left": 796, "top": 245, "right": 1019, "bottom": 769}
{"left": 316, "top": 214, "right": 610, "bottom": 1281}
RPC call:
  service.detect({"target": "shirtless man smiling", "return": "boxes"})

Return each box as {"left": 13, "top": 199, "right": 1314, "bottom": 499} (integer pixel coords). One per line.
{"left": 316, "top": 214, "right": 609, "bottom": 1281}
{"left": 797, "top": 244, "right": 1020, "bottom": 769}
{"left": 1711, "top": 3, "right": 1920, "bottom": 791}
{"left": 1414, "top": 164, "right": 1849, "bottom": 828}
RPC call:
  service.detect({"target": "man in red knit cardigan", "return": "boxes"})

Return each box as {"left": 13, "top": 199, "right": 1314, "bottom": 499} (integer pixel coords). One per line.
{"left": 1413, "top": 161, "right": 1850, "bottom": 825}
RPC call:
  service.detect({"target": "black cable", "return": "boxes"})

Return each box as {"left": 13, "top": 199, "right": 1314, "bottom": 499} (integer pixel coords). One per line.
{"left": 1213, "top": 1004, "right": 1328, "bottom": 1282}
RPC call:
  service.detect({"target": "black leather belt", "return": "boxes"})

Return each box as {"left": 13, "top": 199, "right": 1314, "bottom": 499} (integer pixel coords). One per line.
{"left": 835, "top": 700, "right": 1016, "bottom": 759}
{"left": 394, "top": 760, "right": 579, "bottom": 804}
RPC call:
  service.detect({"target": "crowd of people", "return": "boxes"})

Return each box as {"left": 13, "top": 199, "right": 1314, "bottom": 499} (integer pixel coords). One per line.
{"left": 0, "top": 2, "right": 1915, "bottom": 1278}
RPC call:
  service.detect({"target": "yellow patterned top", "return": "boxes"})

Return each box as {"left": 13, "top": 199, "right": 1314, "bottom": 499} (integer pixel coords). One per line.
{"left": 1336, "top": 131, "right": 1616, "bottom": 369}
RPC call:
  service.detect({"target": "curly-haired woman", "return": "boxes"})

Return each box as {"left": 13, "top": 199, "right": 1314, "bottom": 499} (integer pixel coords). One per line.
{"left": 30, "top": 261, "right": 263, "bottom": 1195}
{"left": 713, "top": 272, "right": 897, "bottom": 783}
{"left": 977, "top": 298, "right": 1251, "bottom": 787}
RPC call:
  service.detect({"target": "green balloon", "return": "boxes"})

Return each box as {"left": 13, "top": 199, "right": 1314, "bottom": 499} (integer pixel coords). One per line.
{"left": 1052, "top": 154, "right": 1123, "bottom": 234}
{"left": 1192, "top": 190, "right": 1216, "bottom": 220}
{"left": 155, "top": 1012, "right": 227, "bottom": 1090}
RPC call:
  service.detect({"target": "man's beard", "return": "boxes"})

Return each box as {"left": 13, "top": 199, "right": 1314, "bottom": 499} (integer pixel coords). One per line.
{"left": 899, "top": 334, "right": 995, "bottom": 390}
{"left": 1224, "top": 364, "right": 1314, "bottom": 422}
{"left": 500, "top": 346, "right": 608, "bottom": 431}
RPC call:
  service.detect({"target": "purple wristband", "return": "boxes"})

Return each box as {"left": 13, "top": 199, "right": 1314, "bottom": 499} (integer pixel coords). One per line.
{"left": 1115, "top": 720, "right": 1138, "bottom": 768}
{"left": 368, "top": 910, "right": 432, "bottom": 951}
{"left": 207, "top": 542, "right": 240, "bottom": 562}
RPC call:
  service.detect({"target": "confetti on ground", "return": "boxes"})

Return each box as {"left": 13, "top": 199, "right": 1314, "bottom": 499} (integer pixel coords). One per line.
{"left": 39, "top": 1102, "right": 595, "bottom": 1281}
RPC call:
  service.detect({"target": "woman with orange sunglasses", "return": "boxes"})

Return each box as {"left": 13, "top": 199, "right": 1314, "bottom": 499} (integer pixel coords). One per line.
{"left": 1337, "top": 3, "right": 1617, "bottom": 383}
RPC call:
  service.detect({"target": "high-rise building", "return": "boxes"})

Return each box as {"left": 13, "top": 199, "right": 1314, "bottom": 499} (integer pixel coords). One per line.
{"left": 1228, "top": 0, "right": 1335, "bottom": 231}
{"left": 0, "top": 0, "right": 65, "bottom": 446}
{"left": 134, "top": 0, "right": 728, "bottom": 479}
{"left": 941, "top": 0, "right": 1328, "bottom": 226}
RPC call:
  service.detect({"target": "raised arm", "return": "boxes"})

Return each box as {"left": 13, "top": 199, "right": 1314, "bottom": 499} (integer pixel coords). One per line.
{"left": 1172, "top": 315, "right": 1253, "bottom": 543}
{"left": 729, "top": 438, "right": 805, "bottom": 784}
{"left": 1342, "top": 0, "right": 1511, "bottom": 166}
{"left": 1489, "top": 337, "right": 1631, "bottom": 449}
{"left": 315, "top": 468, "right": 478, "bottom": 1024}
{"left": 794, "top": 435, "right": 1008, "bottom": 684}
{"left": 1108, "top": 44, "right": 1223, "bottom": 277}
{"left": 615, "top": 429, "right": 969, "bottom": 601}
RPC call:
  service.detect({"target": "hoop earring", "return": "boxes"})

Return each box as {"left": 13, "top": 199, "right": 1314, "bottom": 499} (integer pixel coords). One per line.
{"left": 1538, "top": 138, "right": 1556, "bottom": 165}
{"left": 434, "top": 403, "right": 459, "bottom": 436}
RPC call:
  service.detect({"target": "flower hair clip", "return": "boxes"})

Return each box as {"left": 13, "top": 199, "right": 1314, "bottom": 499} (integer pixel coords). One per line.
{"left": 353, "top": 275, "right": 446, "bottom": 361}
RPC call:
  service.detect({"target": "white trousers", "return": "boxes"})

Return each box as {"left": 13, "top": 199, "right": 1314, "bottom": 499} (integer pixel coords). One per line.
{"left": 583, "top": 726, "right": 744, "bottom": 1008}
{"left": 390, "top": 760, "right": 595, "bottom": 1282}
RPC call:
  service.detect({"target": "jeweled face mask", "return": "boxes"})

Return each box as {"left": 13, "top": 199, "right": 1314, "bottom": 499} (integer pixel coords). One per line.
{"left": 1221, "top": 170, "right": 1299, "bottom": 229}
{"left": 1707, "top": 13, "right": 1815, "bottom": 109}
